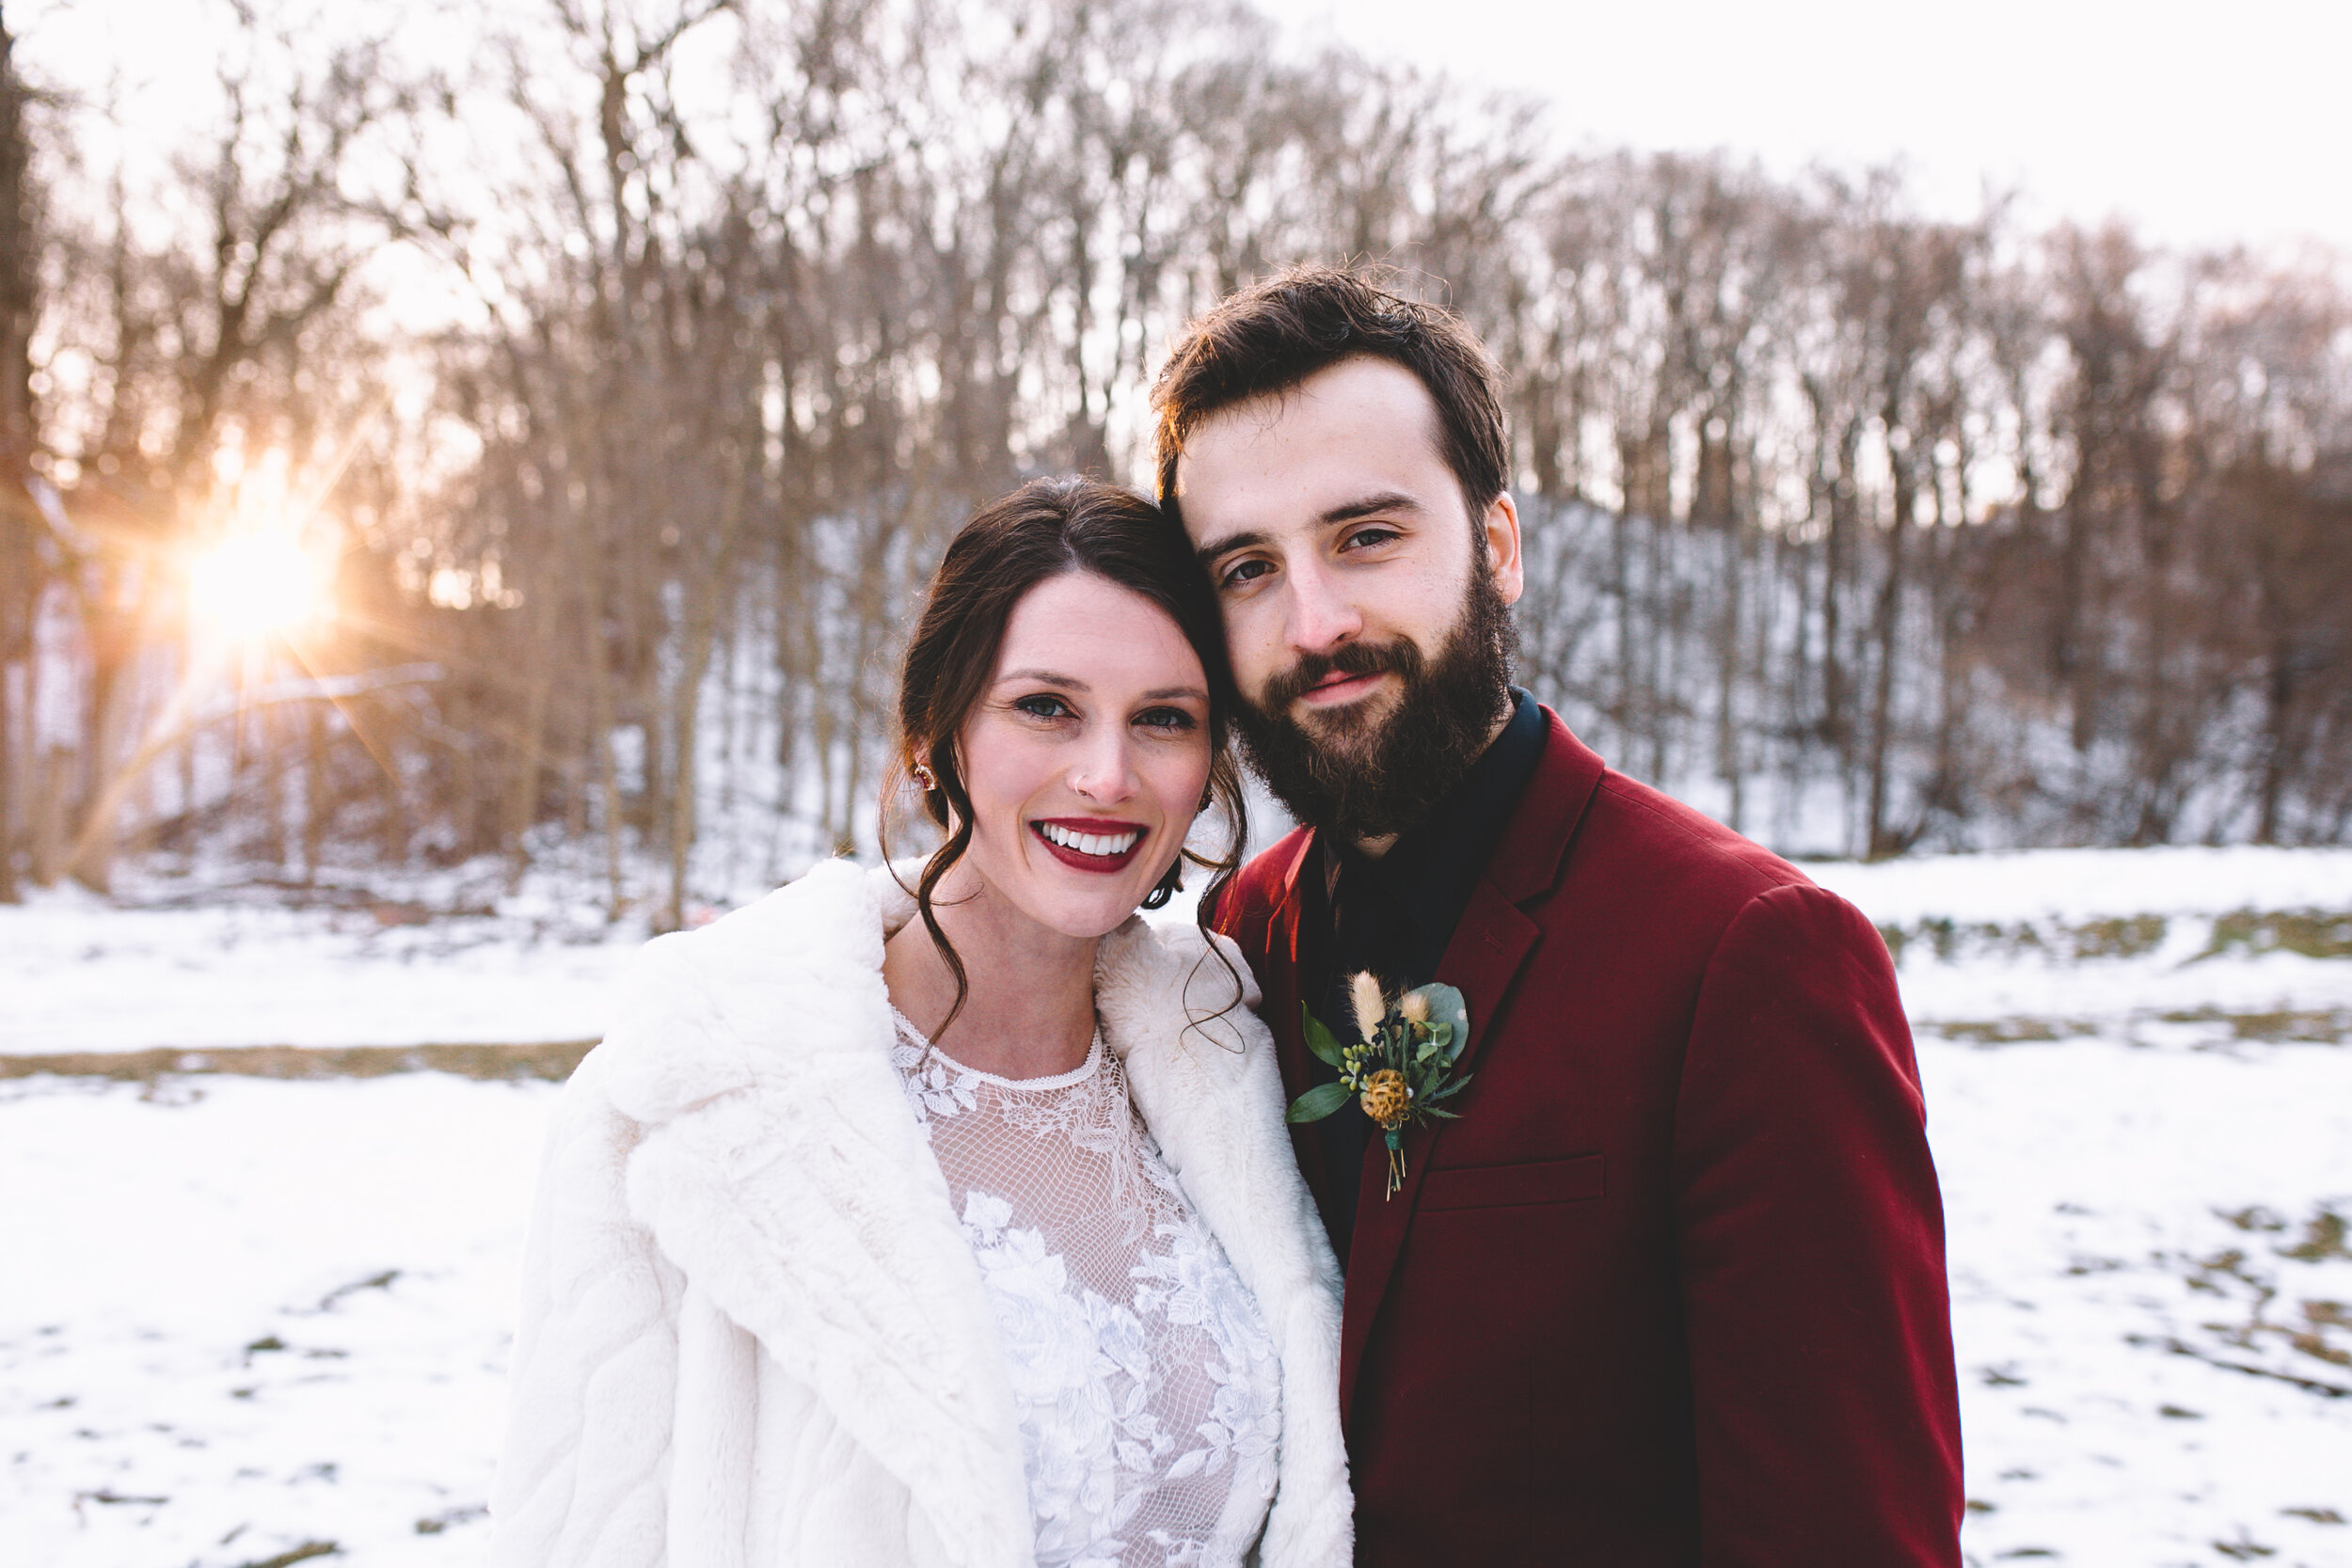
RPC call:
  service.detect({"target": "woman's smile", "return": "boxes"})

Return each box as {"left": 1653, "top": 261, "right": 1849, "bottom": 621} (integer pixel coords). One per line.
{"left": 1031, "top": 816, "right": 1146, "bottom": 871}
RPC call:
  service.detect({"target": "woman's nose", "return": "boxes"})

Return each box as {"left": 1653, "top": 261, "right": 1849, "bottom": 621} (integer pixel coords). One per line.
{"left": 1069, "top": 727, "right": 1140, "bottom": 803}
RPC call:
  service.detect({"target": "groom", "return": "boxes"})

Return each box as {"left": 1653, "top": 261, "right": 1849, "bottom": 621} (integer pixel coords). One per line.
{"left": 1153, "top": 268, "right": 1963, "bottom": 1564}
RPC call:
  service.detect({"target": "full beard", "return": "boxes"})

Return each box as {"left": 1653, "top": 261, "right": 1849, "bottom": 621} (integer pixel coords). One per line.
{"left": 1232, "top": 567, "right": 1518, "bottom": 845}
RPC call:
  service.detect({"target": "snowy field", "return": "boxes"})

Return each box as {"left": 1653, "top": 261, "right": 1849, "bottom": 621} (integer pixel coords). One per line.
{"left": 0, "top": 880, "right": 642, "bottom": 1058}
{"left": 4, "top": 846, "right": 2349, "bottom": 1567}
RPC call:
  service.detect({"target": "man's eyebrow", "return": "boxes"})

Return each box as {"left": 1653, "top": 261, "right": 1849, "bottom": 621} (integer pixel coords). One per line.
{"left": 1193, "top": 492, "right": 1423, "bottom": 564}
{"left": 1320, "top": 490, "right": 1422, "bottom": 526}
{"left": 1194, "top": 528, "right": 1267, "bottom": 564}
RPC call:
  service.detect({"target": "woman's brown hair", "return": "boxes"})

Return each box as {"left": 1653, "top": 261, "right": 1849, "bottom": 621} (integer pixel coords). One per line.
{"left": 884, "top": 476, "right": 1248, "bottom": 1039}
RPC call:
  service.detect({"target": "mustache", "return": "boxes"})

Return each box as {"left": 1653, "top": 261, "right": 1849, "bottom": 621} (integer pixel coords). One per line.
{"left": 1258, "top": 638, "right": 1424, "bottom": 711}
{"left": 1230, "top": 564, "right": 1518, "bottom": 844}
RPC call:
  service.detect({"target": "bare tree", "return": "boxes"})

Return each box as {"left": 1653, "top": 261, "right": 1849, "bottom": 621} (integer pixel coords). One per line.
{"left": 0, "top": 1, "right": 39, "bottom": 901}
{"left": 8, "top": 0, "right": 2351, "bottom": 909}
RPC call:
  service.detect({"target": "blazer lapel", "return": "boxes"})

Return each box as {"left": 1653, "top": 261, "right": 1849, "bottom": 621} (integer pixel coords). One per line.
{"left": 1243, "top": 831, "right": 1340, "bottom": 1227}
{"left": 1336, "top": 878, "right": 1540, "bottom": 1414}
{"left": 1332, "top": 709, "right": 1607, "bottom": 1417}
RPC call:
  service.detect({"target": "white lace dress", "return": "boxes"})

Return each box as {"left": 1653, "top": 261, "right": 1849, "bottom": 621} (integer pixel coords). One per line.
{"left": 891, "top": 1008, "right": 1284, "bottom": 1568}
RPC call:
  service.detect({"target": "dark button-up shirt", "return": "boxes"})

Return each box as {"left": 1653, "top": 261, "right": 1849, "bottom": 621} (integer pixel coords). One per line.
{"left": 1296, "top": 686, "right": 1548, "bottom": 1265}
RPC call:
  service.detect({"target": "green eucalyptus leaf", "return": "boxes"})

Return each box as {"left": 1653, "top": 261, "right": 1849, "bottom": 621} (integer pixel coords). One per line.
{"left": 1302, "top": 1005, "right": 1346, "bottom": 1069}
{"left": 1409, "top": 984, "right": 1470, "bottom": 1059}
{"left": 1286, "top": 1081, "right": 1355, "bottom": 1123}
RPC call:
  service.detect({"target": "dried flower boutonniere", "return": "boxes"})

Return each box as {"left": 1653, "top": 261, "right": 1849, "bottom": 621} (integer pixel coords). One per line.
{"left": 1286, "top": 973, "right": 1473, "bottom": 1197}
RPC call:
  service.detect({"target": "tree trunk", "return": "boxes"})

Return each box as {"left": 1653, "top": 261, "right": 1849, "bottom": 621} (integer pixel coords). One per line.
{"left": 664, "top": 447, "right": 749, "bottom": 932}
{"left": 0, "top": 11, "right": 36, "bottom": 902}
{"left": 584, "top": 594, "right": 625, "bottom": 919}
{"left": 303, "top": 697, "right": 327, "bottom": 883}
{"left": 1866, "top": 460, "right": 1912, "bottom": 858}
{"left": 501, "top": 589, "right": 559, "bottom": 892}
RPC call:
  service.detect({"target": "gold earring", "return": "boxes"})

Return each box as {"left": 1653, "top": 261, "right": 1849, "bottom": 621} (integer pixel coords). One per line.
{"left": 913, "top": 763, "right": 938, "bottom": 791}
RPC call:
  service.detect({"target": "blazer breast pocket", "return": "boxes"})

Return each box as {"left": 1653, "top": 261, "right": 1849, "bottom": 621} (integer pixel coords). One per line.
{"left": 1418, "top": 1152, "right": 1606, "bottom": 1212}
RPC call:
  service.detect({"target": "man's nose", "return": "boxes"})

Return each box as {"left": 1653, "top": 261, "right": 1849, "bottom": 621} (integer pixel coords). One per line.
{"left": 1284, "top": 558, "right": 1362, "bottom": 654}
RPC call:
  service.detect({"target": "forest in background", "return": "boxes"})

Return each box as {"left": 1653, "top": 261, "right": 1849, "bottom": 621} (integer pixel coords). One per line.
{"left": 2, "top": 0, "right": 2349, "bottom": 929}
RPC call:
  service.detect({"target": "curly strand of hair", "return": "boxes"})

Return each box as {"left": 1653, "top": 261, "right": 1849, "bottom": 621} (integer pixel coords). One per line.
{"left": 1177, "top": 749, "right": 1252, "bottom": 1051}
{"left": 878, "top": 744, "right": 977, "bottom": 1044}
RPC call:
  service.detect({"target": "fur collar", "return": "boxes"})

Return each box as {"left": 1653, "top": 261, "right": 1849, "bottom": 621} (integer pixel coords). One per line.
{"left": 589, "top": 860, "right": 1345, "bottom": 1568}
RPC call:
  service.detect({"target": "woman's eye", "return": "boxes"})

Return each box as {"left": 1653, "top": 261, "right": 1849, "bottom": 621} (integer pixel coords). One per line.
{"left": 1013, "top": 694, "right": 1073, "bottom": 721}
{"left": 1219, "top": 558, "right": 1272, "bottom": 590}
{"left": 1136, "top": 706, "right": 1197, "bottom": 733}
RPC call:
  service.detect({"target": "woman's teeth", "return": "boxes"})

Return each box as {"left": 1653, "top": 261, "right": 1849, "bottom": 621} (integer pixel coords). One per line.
{"left": 1038, "top": 823, "right": 1140, "bottom": 857}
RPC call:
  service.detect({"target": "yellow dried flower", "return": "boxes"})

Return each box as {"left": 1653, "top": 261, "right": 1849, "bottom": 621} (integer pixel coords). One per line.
{"left": 1359, "top": 1069, "right": 1410, "bottom": 1127}
{"left": 1349, "top": 972, "right": 1389, "bottom": 1041}
{"left": 1397, "top": 990, "right": 1430, "bottom": 1025}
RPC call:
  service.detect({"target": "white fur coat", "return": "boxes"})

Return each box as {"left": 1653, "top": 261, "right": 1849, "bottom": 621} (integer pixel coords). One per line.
{"left": 491, "top": 859, "right": 1351, "bottom": 1568}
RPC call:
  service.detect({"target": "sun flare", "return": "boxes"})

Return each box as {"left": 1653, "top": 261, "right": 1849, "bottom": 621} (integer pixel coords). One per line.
{"left": 187, "top": 529, "right": 335, "bottom": 644}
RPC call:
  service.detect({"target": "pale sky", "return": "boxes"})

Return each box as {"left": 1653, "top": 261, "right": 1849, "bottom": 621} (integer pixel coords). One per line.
{"left": 23, "top": 0, "right": 2351, "bottom": 258}
{"left": 1257, "top": 0, "right": 2352, "bottom": 256}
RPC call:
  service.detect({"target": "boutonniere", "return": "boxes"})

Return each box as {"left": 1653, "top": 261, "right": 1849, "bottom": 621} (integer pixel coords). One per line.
{"left": 1286, "top": 973, "right": 1473, "bottom": 1197}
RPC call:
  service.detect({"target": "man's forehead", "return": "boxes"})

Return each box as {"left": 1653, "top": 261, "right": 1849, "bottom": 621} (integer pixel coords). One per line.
{"left": 1173, "top": 357, "right": 1451, "bottom": 528}
{"left": 1180, "top": 356, "right": 1444, "bottom": 457}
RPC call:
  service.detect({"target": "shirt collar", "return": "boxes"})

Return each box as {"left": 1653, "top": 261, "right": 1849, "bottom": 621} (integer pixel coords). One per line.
{"left": 1322, "top": 686, "right": 1547, "bottom": 938}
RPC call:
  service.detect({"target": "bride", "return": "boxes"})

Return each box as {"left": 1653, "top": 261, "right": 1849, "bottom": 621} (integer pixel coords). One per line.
{"left": 491, "top": 478, "right": 1350, "bottom": 1568}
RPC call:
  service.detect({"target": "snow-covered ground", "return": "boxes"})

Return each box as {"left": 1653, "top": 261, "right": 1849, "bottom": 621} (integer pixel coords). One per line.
{"left": 1816, "top": 847, "right": 2352, "bottom": 1051}
{"left": 0, "top": 884, "right": 644, "bottom": 1056}
{"left": 3, "top": 846, "right": 2349, "bottom": 1566}
{"left": 1, "top": 1075, "right": 541, "bottom": 1568}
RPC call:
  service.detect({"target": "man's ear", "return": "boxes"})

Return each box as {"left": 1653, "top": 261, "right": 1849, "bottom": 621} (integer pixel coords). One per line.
{"left": 1482, "top": 492, "right": 1524, "bottom": 607}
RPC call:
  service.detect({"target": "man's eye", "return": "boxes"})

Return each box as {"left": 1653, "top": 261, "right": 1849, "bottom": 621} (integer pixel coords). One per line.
{"left": 1342, "top": 526, "right": 1399, "bottom": 552}
{"left": 1014, "top": 694, "right": 1073, "bottom": 720}
{"left": 1219, "top": 558, "right": 1273, "bottom": 590}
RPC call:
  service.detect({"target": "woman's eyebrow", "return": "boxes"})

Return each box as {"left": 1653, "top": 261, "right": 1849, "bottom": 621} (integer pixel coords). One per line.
{"left": 997, "top": 672, "right": 1207, "bottom": 704}
{"left": 996, "top": 668, "right": 1089, "bottom": 689}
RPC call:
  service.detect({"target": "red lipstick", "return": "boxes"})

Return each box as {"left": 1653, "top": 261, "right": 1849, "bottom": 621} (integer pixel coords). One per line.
{"left": 1030, "top": 817, "right": 1147, "bottom": 874}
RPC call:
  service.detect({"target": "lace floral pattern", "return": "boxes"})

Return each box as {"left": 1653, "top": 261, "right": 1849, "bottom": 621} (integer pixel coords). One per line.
{"left": 891, "top": 1009, "right": 1282, "bottom": 1568}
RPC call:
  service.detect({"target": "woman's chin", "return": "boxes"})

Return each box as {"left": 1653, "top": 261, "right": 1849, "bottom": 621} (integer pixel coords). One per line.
{"left": 1048, "top": 892, "right": 1153, "bottom": 940}
{"left": 1010, "top": 874, "right": 1161, "bottom": 941}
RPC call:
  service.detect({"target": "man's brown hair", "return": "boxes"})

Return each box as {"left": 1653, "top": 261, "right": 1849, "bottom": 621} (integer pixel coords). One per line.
{"left": 1149, "top": 264, "right": 1512, "bottom": 529}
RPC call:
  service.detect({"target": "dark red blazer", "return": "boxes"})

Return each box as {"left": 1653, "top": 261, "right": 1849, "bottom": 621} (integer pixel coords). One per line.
{"left": 1213, "top": 709, "right": 1963, "bottom": 1565}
